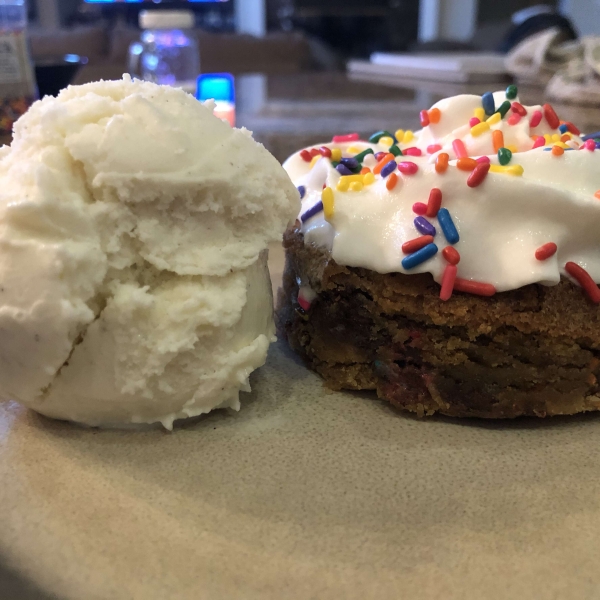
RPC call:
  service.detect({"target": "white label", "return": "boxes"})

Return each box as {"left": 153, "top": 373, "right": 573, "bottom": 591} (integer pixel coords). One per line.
{"left": 0, "top": 36, "right": 21, "bottom": 84}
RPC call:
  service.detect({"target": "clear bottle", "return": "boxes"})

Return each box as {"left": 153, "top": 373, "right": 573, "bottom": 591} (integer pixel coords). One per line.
{"left": 128, "top": 10, "right": 200, "bottom": 95}
{"left": 0, "top": 0, "right": 36, "bottom": 139}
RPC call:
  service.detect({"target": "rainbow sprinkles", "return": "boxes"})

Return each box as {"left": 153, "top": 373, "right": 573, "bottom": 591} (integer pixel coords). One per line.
{"left": 286, "top": 86, "right": 600, "bottom": 304}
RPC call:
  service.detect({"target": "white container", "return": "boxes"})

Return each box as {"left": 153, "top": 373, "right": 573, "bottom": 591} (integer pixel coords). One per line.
{"left": 128, "top": 10, "right": 200, "bottom": 94}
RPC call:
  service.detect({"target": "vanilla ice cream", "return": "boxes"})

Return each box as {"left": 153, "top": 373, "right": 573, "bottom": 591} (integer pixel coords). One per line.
{"left": 0, "top": 75, "right": 298, "bottom": 429}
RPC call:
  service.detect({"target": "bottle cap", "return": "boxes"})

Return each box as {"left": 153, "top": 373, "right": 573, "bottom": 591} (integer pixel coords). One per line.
{"left": 139, "top": 10, "right": 195, "bottom": 30}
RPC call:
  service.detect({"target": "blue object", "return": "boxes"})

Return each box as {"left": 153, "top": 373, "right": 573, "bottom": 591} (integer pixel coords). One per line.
{"left": 197, "top": 73, "right": 235, "bottom": 103}
{"left": 85, "top": 0, "right": 224, "bottom": 3}
{"left": 559, "top": 124, "right": 568, "bottom": 134}
{"left": 482, "top": 92, "right": 495, "bottom": 116}
{"left": 297, "top": 185, "right": 306, "bottom": 199}
{"left": 336, "top": 164, "right": 353, "bottom": 176}
{"left": 582, "top": 131, "right": 600, "bottom": 141}
{"left": 300, "top": 201, "right": 323, "bottom": 223}
{"left": 402, "top": 244, "right": 438, "bottom": 270}
{"left": 380, "top": 160, "right": 397, "bottom": 178}
{"left": 437, "top": 208, "right": 459, "bottom": 244}
{"left": 414, "top": 216, "right": 436, "bottom": 237}
{"left": 340, "top": 157, "right": 359, "bottom": 170}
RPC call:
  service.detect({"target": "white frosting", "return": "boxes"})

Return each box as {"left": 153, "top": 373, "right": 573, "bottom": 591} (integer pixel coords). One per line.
{"left": 284, "top": 92, "right": 600, "bottom": 292}
{"left": 0, "top": 75, "right": 299, "bottom": 428}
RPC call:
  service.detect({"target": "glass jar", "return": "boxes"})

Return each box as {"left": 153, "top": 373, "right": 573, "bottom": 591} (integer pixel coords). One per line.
{"left": 128, "top": 10, "right": 200, "bottom": 95}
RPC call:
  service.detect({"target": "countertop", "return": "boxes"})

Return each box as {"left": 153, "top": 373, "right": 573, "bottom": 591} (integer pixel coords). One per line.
{"left": 235, "top": 72, "right": 600, "bottom": 162}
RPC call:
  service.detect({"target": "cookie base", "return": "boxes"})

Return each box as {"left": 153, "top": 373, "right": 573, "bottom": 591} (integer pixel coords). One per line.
{"left": 277, "top": 228, "right": 600, "bottom": 418}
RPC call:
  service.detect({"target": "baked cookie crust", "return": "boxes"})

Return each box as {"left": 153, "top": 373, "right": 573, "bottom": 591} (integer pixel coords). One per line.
{"left": 277, "top": 227, "right": 600, "bottom": 418}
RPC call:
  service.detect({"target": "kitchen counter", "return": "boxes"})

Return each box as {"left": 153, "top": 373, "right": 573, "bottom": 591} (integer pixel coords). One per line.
{"left": 236, "top": 71, "right": 600, "bottom": 162}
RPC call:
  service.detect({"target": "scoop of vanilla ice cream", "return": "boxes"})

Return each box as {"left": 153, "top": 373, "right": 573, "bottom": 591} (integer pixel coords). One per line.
{"left": 0, "top": 75, "right": 298, "bottom": 428}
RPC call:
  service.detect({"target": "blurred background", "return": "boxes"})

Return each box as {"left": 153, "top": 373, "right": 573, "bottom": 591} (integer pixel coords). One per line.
{"left": 3, "top": 0, "right": 600, "bottom": 159}
{"left": 22, "top": 0, "right": 598, "bottom": 63}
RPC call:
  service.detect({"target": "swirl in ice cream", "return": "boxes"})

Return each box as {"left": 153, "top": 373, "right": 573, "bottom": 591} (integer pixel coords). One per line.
{"left": 284, "top": 87, "right": 600, "bottom": 302}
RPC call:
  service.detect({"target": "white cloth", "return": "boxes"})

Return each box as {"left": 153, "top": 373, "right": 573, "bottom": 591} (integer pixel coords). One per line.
{"left": 505, "top": 27, "right": 581, "bottom": 85}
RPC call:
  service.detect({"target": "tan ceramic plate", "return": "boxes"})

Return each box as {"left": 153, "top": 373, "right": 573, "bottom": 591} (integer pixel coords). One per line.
{"left": 1, "top": 247, "right": 600, "bottom": 600}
